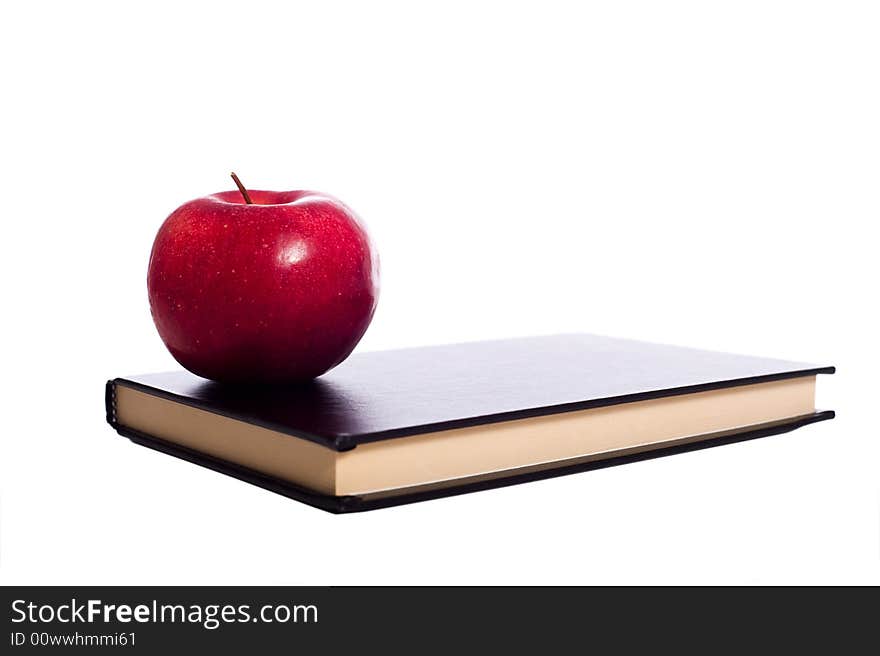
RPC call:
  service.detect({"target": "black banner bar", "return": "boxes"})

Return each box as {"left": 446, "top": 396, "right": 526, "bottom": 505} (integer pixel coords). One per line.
{"left": 1, "top": 587, "right": 876, "bottom": 652}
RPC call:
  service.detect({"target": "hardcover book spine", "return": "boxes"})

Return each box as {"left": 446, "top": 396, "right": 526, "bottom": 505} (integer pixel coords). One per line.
{"left": 105, "top": 380, "right": 118, "bottom": 428}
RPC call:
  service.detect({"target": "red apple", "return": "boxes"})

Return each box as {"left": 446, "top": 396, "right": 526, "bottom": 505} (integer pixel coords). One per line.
{"left": 147, "top": 174, "right": 379, "bottom": 384}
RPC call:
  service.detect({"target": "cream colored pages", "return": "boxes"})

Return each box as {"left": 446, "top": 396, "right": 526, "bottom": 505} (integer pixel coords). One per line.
{"left": 115, "top": 376, "right": 815, "bottom": 497}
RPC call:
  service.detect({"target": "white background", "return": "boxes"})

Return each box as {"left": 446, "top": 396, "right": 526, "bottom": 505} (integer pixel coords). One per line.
{"left": 1, "top": 1, "right": 877, "bottom": 585}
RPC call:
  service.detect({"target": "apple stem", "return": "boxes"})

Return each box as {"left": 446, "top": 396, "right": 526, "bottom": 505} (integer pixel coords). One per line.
{"left": 230, "top": 172, "right": 253, "bottom": 204}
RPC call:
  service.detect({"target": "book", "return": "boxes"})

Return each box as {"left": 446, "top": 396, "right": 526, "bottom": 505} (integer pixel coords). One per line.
{"left": 105, "top": 334, "right": 835, "bottom": 513}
